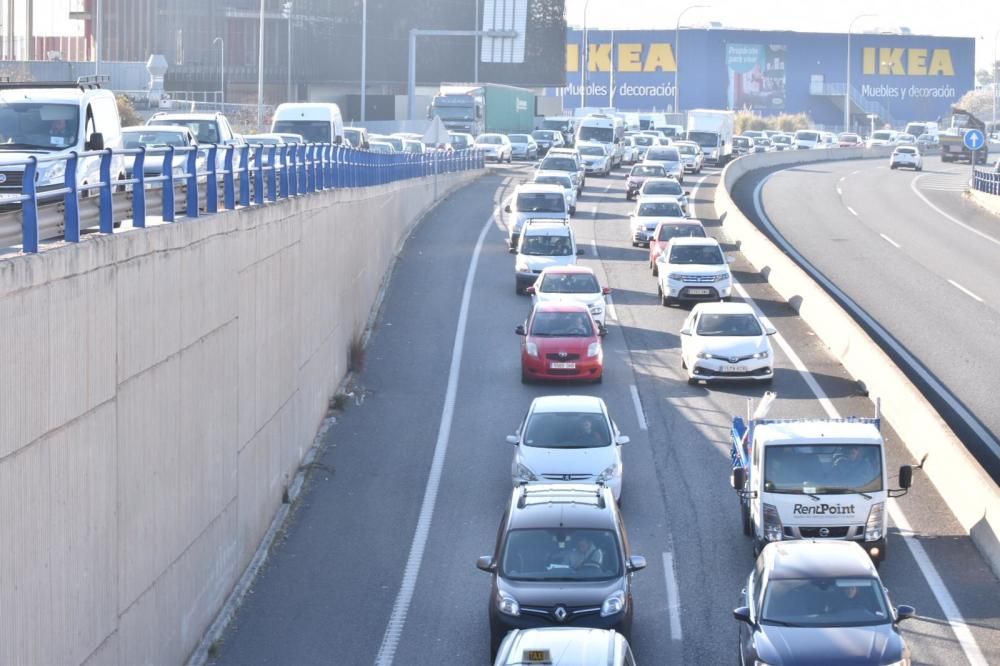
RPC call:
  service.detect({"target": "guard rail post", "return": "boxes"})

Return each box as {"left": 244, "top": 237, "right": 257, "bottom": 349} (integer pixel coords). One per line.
{"left": 98, "top": 150, "right": 114, "bottom": 233}
{"left": 345, "top": 148, "right": 354, "bottom": 188}
{"left": 186, "top": 148, "right": 200, "bottom": 219}
{"left": 223, "top": 145, "right": 236, "bottom": 210}
{"left": 132, "top": 148, "right": 147, "bottom": 227}
{"left": 362, "top": 149, "right": 371, "bottom": 187}
{"left": 238, "top": 145, "right": 250, "bottom": 206}
{"left": 206, "top": 146, "right": 219, "bottom": 214}
{"left": 63, "top": 153, "right": 81, "bottom": 242}
{"left": 314, "top": 145, "right": 324, "bottom": 191}
{"left": 308, "top": 145, "right": 317, "bottom": 192}
{"left": 324, "top": 145, "right": 334, "bottom": 187}
{"left": 163, "top": 146, "right": 176, "bottom": 222}
{"left": 300, "top": 144, "right": 309, "bottom": 192}
{"left": 21, "top": 157, "right": 39, "bottom": 252}
{"left": 267, "top": 146, "right": 278, "bottom": 201}
{"left": 253, "top": 146, "right": 265, "bottom": 206}
{"left": 279, "top": 145, "right": 290, "bottom": 198}
{"left": 289, "top": 144, "right": 299, "bottom": 196}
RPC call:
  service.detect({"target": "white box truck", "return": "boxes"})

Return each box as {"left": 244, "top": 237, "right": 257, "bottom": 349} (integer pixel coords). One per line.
{"left": 729, "top": 393, "right": 919, "bottom": 564}
{"left": 686, "top": 109, "right": 735, "bottom": 165}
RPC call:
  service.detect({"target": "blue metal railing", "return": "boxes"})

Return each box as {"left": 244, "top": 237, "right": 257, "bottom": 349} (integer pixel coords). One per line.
{"left": 1, "top": 143, "right": 486, "bottom": 253}
{"left": 973, "top": 165, "right": 1000, "bottom": 196}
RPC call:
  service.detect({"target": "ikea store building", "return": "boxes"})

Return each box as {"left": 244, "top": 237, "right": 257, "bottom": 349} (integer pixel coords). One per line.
{"left": 551, "top": 28, "right": 975, "bottom": 131}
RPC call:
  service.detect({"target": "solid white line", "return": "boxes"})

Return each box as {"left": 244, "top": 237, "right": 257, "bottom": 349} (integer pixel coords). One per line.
{"left": 880, "top": 233, "right": 902, "bottom": 249}
{"left": 661, "top": 551, "right": 683, "bottom": 641}
{"left": 750, "top": 178, "right": 990, "bottom": 666}
{"left": 947, "top": 279, "right": 985, "bottom": 303}
{"left": 629, "top": 384, "right": 648, "bottom": 431}
{"left": 846, "top": 206, "right": 859, "bottom": 217}
{"left": 752, "top": 174, "right": 1000, "bottom": 461}
{"left": 591, "top": 238, "right": 598, "bottom": 256}
{"left": 606, "top": 294, "right": 618, "bottom": 322}
{"left": 910, "top": 174, "right": 1000, "bottom": 248}
{"left": 839, "top": 176, "right": 846, "bottom": 184}
{"left": 374, "top": 210, "right": 495, "bottom": 666}
{"left": 686, "top": 173, "right": 712, "bottom": 219}
{"left": 836, "top": 186, "right": 843, "bottom": 196}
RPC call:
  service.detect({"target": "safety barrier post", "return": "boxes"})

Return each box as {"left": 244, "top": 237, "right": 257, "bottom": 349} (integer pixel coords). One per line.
{"left": 205, "top": 146, "right": 219, "bottom": 214}
{"left": 133, "top": 148, "right": 147, "bottom": 227}
{"left": 186, "top": 148, "right": 200, "bottom": 218}
{"left": 223, "top": 146, "right": 236, "bottom": 209}
{"left": 253, "top": 145, "right": 265, "bottom": 205}
{"left": 267, "top": 146, "right": 278, "bottom": 201}
{"left": 279, "top": 145, "right": 290, "bottom": 198}
{"left": 307, "top": 145, "right": 316, "bottom": 192}
{"left": 238, "top": 145, "right": 250, "bottom": 206}
{"left": 163, "top": 146, "right": 176, "bottom": 222}
{"left": 317, "top": 145, "right": 327, "bottom": 190}
{"left": 289, "top": 144, "right": 299, "bottom": 196}
{"left": 63, "top": 153, "right": 81, "bottom": 242}
{"left": 21, "top": 157, "right": 39, "bottom": 252}
{"left": 99, "top": 149, "right": 114, "bottom": 233}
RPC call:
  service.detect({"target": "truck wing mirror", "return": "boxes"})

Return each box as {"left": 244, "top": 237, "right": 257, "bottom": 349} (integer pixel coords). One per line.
{"left": 731, "top": 466, "right": 747, "bottom": 490}
{"left": 898, "top": 464, "right": 913, "bottom": 489}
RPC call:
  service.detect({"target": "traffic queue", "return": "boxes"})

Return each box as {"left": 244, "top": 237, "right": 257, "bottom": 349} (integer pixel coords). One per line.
{"left": 484, "top": 112, "right": 919, "bottom": 666}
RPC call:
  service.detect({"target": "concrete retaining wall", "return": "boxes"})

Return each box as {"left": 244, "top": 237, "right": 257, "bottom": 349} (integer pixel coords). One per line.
{"left": 0, "top": 170, "right": 479, "bottom": 665}
{"left": 715, "top": 149, "right": 1000, "bottom": 579}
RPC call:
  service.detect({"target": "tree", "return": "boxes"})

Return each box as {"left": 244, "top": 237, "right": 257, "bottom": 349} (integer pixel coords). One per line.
{"left": 976, "top": 69, "right": 993, "bottom": 87}
{"left": 116, "top": 95, "right": 143, "bottom": 127}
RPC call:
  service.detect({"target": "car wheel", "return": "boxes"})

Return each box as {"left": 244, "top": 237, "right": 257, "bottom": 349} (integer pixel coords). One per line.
{"left": 515, "top": 284, "right": 523, "bottom": 295}
{"left": 740, "top": 502, "right": 752, "bottom": 536}
{"left": 661, "top": 291, "right": 671, "bottom": 307}
{"left": 592, "top": 373, "right": 603, "bottom": 384}
{"left": 570, "top": 206, "right": 577, "bottom": 216}
{"left": 681, "top": 358, "right": 687, "bottom": 369}
{"left": 631, "top": 241, "right": 638, "bottom": 247}
{"left": 521, "top": 370, "right": 531, "bottom": 384}
{"left": 916, "top": 166, "right": 923, "bottom": 171}
{"left": 490, "top": 629, "right": 504, "bottom": 661}
{"left": 652, "top": 262, "right": 659, "bottom": 277}
{"left": 687, "top": 376, "right": 698, "bottom": 385}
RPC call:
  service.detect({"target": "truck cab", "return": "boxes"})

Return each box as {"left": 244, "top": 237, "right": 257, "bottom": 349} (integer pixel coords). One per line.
{"left": 685, "top": 109, "right": 735, "bottom": 165}
{"left": 730, "top": 394, "right": 914, "bottom": 564}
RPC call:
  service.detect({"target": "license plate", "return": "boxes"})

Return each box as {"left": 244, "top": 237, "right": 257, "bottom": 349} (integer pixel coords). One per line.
{"left": 724, "top": 365, "right": 748, "bottom": 373}
{"left": 688, "top": 288, "right": 711, "bottom": 295}
{"left": 550, "top": 362, "right": 576, "bottom": 369}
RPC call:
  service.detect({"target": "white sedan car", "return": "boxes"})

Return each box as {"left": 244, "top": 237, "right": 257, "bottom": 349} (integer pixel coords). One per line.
{"left": 475, "top": 133, "right": 513, "bottom": 163}
{"left": 889, "top": 146, "right": 923, "bottom": 171}
{"left": 528, "top": 265, "right": 611, "bottom": 326}
{"left": 507, "top": 395, "right": 629, "bottom": 501}
{"left": 680, "top": 302, "right": 776, "bottom": 385}
{"left": 643, "top": 146, "right": 684, "bottom": 182}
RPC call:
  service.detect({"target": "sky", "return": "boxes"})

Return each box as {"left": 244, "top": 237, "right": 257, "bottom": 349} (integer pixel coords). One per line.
{"left": 565, "top": 0, "right": 1000, "bottom": 71}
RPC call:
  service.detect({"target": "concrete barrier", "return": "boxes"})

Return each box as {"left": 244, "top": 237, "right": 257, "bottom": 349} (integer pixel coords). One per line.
{"left": 715, "top": 149, "right": 1000, "bottom": 579}
{"left": 0, "top": 169, "right": 479, "bottom": 665}
{"left": 969, "top": 188, "right": 1000, "bottom": 217}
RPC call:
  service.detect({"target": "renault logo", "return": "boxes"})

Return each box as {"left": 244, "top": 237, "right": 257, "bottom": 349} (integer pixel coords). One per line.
{"left": 553, "top": 606, "right": 568, "bottom": 622}
{"left": 819, "top": 527, "right": 830, "bottom": 537}
{"left": 558, "top": 351, "right": 568, "bottom": 359}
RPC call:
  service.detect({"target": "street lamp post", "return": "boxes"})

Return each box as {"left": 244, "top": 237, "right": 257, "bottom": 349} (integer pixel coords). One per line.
{"left": 993, "top": 28, "right": 999, "bottom": 140}
{"left": 94, "top": 0, "right": 101, "bottom": 75}
{"left": 213, "top": 37, "right": 225, "bottom": 107}
{"left": 675, "top": 5, "right": 708, "bottom": 115}
{"left": 361, "top": 0, "right": 368, "bottom": 121}
{"left": 845, "top": 13, "right": 876, "bottom": 133}
{"left": 257, "top": 0, "right": 265, "bottom": 129}
{"left": 285, "top": 2, "right": 293, "bottom": 103}
{"left": 581, "top": 0, "right": 592, "bottom": 109}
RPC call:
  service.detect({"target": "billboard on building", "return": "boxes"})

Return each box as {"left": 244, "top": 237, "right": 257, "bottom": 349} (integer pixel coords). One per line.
{"left": 726, "top": 43, "right": 786, "bottom": 111}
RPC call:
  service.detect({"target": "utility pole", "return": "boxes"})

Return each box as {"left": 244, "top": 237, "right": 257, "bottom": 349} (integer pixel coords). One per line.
{"left": 257, "top": 0, "right": 265, "bottom": 129}
{"left": 361, "top": 0, "right": 368, "bottom": 120}
{"left": 95, "top": 0, "right": 102, "bottom": 74}
{"left": 285, "top": 2, "right": 292, "bottom": 102}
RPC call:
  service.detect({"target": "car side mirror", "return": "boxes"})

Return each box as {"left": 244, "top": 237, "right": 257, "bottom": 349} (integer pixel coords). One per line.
{"left": 504, "top": 204, "right": 512, "bottom": 213}
{"left": 627, "top": 555, "right": 647, "bottom": 572}
{"left": 476, "top": 556, "right": 495, "bottom": 572}
{"left": 898, "top": 464, "right": 913, "bottom": 490}
{"left": 598, "top": 324, "right": 608, "bottom": 337}
{"left": 727, "top": 256, "right": 735, "bottom": 264}
{"left": 508, "top": 246, "right": 517, "bottom": 254}
{"left": 733, "top": 606, "right": 752, "bottom": 624}
{"left": 684, "top": 190, "right": 691, "bottom": 196}
{"left": 525, "top": 286, "right": 536, "bottom": 294}
{"left": 895, "top": 604, "right": 916, "bottom": 623}
{"left": 602, "top": 287, "right": 611, "bottom": 295}
{"left": 679, "top": 327, "right": 691, "bottom": 336}
{"left": 731, "top": 466, "right": 747, "bottom": 490}
{"left": 87, "top": 132, "right": 105, "bottom": 151}
{"left": 505, "top": 435, "right": 519, "bottom": 444}
{"left": 765, "top": 326, "right": 777, "bottom": 336}
{"left": 616, "top": 435, "right": 630, "bottom": 445}
{"left": 515, "top": 324, "right": 526, "bottom": 336}
{"left": 576, "top": 248, "right": 585, "bottom": 256}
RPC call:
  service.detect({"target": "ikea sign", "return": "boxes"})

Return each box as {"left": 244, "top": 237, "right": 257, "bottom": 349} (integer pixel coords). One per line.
{"left": 861, "top": 47, "right": 954, "bottom": 76}
{"left": 566, "top": 43, "right": 676, "bottom": 73}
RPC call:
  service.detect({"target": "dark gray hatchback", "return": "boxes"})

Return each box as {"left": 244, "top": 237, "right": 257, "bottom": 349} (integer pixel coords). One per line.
{"left": 476, "top": 484, "right": 647, "bottom": 658}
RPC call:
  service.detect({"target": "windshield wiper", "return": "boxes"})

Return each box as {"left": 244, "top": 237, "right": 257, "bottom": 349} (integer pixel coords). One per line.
{"left": 821, "top": 489, "right": 874, "bottom": 499}
{"left": 0, "top": 142, "right": 51, "bottom": 150}
{"left": 762, "top": 619, "right": 804, "bottom": 627}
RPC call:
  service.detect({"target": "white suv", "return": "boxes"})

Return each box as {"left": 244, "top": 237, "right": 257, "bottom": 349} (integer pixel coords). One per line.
{"left": 514, "top": 220, "right": 580, "bottom": 294}
{"left": 656, "top": 237, "right": 733, "bottom": 306}
{"left": 504, "top": 183, "right": 570, "bottom": 249}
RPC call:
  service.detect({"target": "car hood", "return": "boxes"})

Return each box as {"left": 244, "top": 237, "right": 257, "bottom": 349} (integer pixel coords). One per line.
{"left": 498, "top": 576, "right": 625, "bottom": 608}
{"left": 632, "top": 215, "right": 686, "bottom": 229}
{"left": 755, "top": 624, "right": 903, "bottom": 665}
{"left": 519, "top": 254, "right": 577, "bottom": 272}
{"left": 529, "top": 335, "right": 596, "bottom": 355}
{"left": 664, "top": 262, "right": 728, "bottom": 275}
{"left": 689, "top": 335, "right": 767, "bottom": 358}
{"left": 518, "top": 444, "right": 617, "bottom": 477}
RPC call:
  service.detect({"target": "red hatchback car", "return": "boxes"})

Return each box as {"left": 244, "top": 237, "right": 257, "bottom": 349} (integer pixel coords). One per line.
{"left": 648, "top": 220, "right": 707, "bottom": 276}
{"left": 516, "top": 302, "right": 606, "bottom": 383}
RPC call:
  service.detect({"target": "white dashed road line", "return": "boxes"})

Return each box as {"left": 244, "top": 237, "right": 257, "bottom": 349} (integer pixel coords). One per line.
{"left": 910, "top": 175, "right": 1000, "bottom": 248}
{"left": 948, "top": 279, "right": 985, "bottom": 303}
{"left": 846, "top": 206, "right": 859, "bottom": 217}
{"left": 661, "top": 551, "right": 683, "bottom": 641}
{"left": 629, "top": 384, "right": 648, "bottom": 431}
{"left": 880, "top": 233, "right": 901, "bottom": 249}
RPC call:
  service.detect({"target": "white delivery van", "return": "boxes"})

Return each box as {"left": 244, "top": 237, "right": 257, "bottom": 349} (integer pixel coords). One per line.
{"left": 575, "top": 114, "right": 625, "bottom": 168}
{"left": 686, "top": 109, "right": 735, "bottom": 164}
{"left": 270, "top": 103, "right": 344, "bottom": 144}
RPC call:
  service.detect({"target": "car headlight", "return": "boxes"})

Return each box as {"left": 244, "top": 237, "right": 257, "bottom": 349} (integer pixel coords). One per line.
{"left": 497, "top": 593, "right": 521, "bottom": 617}
{"left": 596, "top": 463, "right": 621, "bottom": 483}
{"left": 667, "top": 272, "right": 684, "bottom": 281}
{"left": 515, "top": 462, "right": 538, "bottom": 483}
{"left": 752, "top": 350, "right": 769, "bottom": 360}
{"left": 865, "top": 502, "right": 885, "bottom": 541}
{"left": 762, "top": 502, "right": 783, "bottom": 542}
{"left": 587, "top": 341, "right": 600, "bottom": 358}
{"left": 714, "top": 272, "right": 731, "bottom": 283}
{"left": 525, "top": 341, "right": 539, "bottom": 358}
{"left": 515, "top": 262, "right": 530, "bottom": 273}
{"left": 37, "top": 160, "right": 67, "bottom": 186}
{"left": 601, "top": 591, "right": 625, "bottom": 617}
{"left": 696, "top": 352, "right": 716, "bottom": 360}
{"left": 589, "top": 306, "right": 603, "bottom": 315}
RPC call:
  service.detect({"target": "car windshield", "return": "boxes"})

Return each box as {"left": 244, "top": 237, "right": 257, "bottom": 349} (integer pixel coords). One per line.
{"left": 122, "top": 130, "right": 189, "bottom": 148}
{"left": 529, "top": 311, "right": 594, "bottom": 337}
{"left": 896, "top": 147, "right": 917, "bottom": 155}
{"left": 577, "top": 126, "right": 613, "bottom": 143}
{"left": 501, "top": 528, "right": 622, "bottom": 581}
{"left": 431, "top": 105, "right": 474, "bottom": 120}
{"left": 756, "top": 138, "right": 772, "bottom": 146}
{"left": 449, "top": 134, "right": 470, "bottom": 149}
{"left": 534, "top": 176, "right": 572, "bottom": 189}
{"left": 541, "top": 157, "right": 577, "bottom": 171}
{"left": 542, "top": 120, "right": 569, "bottom": 132}
{"left": 516, "top": 192, "right": 565, "bottom": 212}
{"left": 764, "top": 444, "right": 883, "bottom": 494}
{"left": 872, "top": 131, "right": 894, "bottom": 141}
{"left": 510, "top": 134, "right": 531, "bottom": 143}
{"left": 695, "top": 313, "right": 762, "bottom": 336}
{"left": 676, "top": 144, "right": 697, "bottom": 155}
{"left": 773, "top": 135, "right": 792, "bottom": 144}
{"left": 270, "top": 120, "right": 330, "bottom": 143}
{"left": 796, "top": 131, "right": 819, "bottom": 142}
{"left": 532, "top": 130, "right": 556, "bottom": 140}
{"left": 669, "top": 245, "right": 724, "bottom": 265}
{"left": 839, "top": 134, "right": 859, "bottom": 142}
{"left": 370, "top": 143, "right": 392, "bottom": 153}
{"left": 657, "top": 224, "right": 705, "bottom": 241}
{"left": 634, "top": 136, "right": 654, "bottom": 146}
{"left": 647, "top": 148, "right": 679, "bottom": 161}
{"left": 343, "top": 128, "right": 362, "bottom": 144}
{"left": 761, "top": 577, "right": 890, "bottom": 628}
{"left": 523, "top": 412, "right": 611, "bottom": 448}
{"left": 540, "top": 272, "right": 600, "bottom": 294}
{"left": 644, "top": 180, "right": 683, "bottom": 196}
{"left": 687, "top": 131, "right": 718, "bottom": 147}
{"left": 579, "top": 145, "right": 605, "bottom": 156}
{"left": 477, "top": 135, "right": 503, "bottom": 145}
{"left": 638, "top": 202, "right": 683, "bottom": 217}
{"left": 631, "top": 165, "right": 666, "bottom": 177}
{"left": 520, "top": 234, "right": 573, "bottom": 256}
{"left": 0, "top": 102, "right": 80, "bottom": 150}
{"left": 734, "top": 138, "right": 750, "bottom": 147}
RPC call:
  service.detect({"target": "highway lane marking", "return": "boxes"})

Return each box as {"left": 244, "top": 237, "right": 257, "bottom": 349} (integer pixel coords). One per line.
{"left": 750, "top": 176, "right": 991, "bottom": 666}
{"left": 836, "top": 186, "right": 843, "bottom": 196}
{"left": 629, "top": 385, "right": 648, "bottom": 431}
{"left": 910, "top": 174, "right": 1000, "bottom": 249}
{"left": 374, "top": 209, "right": 496, "bottom": 666}
{"left": 947, "top": 279, "right": 985, "bottom": 303}
{"left": 880, "top": 233, "right": 902, "bottom": 249}
{"left": 752, "top": 172, "right": 1000, "bottom": 462}
{"left": 846, "top": 206, "right": 859, "bottom": 217}
{"left": 606, "top": 295, "right": 618, "bottom": 322}
{"left": 661, "top": 551, "right": 683, "bottom": 641}
{"left": 591, "top": 238, "right": 598, "bottom": 256}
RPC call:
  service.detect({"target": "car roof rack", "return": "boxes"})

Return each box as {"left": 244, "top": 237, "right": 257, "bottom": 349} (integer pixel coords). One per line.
{"left": 0, "top": 75, "right": 109, "bottom": 91}
{"left": 516, "top": 483, "right": 606, "bottom": 510}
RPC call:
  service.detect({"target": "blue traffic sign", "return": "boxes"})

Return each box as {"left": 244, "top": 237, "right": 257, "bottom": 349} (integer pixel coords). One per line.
{"left": 964, "top": 129, "right": 986, "bottom": 151}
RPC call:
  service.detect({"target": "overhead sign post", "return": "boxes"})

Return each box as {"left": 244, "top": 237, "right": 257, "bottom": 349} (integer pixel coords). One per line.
{"left": 964, "top": 128, "right": 986, "bottom": 180}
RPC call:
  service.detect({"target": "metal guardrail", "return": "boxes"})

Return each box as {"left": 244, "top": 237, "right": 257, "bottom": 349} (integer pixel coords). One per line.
{"left": 973, "top": 166, "right": 1000, "bottom": 196}
{"left": 1, "top": 144, "right": 485, "bottom": 253}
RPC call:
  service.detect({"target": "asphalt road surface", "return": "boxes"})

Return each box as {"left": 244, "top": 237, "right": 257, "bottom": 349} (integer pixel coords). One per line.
{"left": 209, "top": 160, "right": 1000, "bottom": 666}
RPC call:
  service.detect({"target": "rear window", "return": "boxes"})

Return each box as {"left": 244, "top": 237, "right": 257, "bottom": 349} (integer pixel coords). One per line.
{"left": 477, "top": 135, "right": 503, "bottom": 144}
{"left": 637, "top": 201, "right": 683, "bottom": 217}
{"left": 516, "top": 192, "right": 566, "bottom": 212}
{"left": 896, "top": 147, "right": 918, "bottom": 154}
{"left": 643, "top": 180, "right": 683, "bottom": 196}
{"left": 658, "top": 224, "right": 706, "bottom": 241}
{"left": 541, "top": 157, "right": 577, "bottom": 171}
{"left": 795, "top": 131, "right": 819, "bottom": 142}
{"left": 647, "top": 148, "right": 679, "bottom": 161}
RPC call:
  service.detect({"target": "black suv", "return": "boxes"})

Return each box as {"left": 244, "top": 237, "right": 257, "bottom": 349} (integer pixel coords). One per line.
{"left": 476, "top": 484, "right": 647, "bottom": 658}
